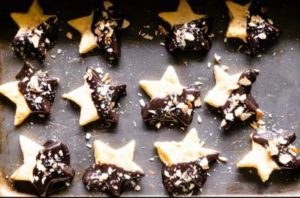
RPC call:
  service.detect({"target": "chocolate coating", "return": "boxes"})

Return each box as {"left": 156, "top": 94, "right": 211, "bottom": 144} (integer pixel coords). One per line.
{"left": 221, "top": 69, "right": 260, "bottom": 129}
{"left": 32, "top": 140, "right": 75, "bottom": 197}
{"left": 246, "top": 1, "right": 280, "bottom": 55}
{"left": 93, "top": 1, "right": 130, "bottom": 61}
{"left": 162, "top": 154, "right": 219, "bottom": 196}
{"left": 17, "top": 62, "right": 59, "bottom": 114}
{"left": 85, "top": 67, "right": 126, "bottom": 126}
{"left": 142, "top": 87, "right": 201, "bottom": 128}
{"left": 166, "top": 17, "right": 212, "bottom": 53}
{"left": 253, "top": 130, "right": 300, "bottom": 169}
{"left": 82, "top": 164, "right": 144, "bottom": 197}
{"left": 11, "top": 17, "right": 59, "bottom": 62}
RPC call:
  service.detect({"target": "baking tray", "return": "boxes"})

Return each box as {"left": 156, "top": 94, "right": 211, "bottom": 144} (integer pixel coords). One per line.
{"left": 0, "top": 0, "right": 300, "bottom": 196}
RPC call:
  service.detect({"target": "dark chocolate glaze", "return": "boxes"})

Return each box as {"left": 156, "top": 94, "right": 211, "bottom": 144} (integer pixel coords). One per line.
{"left": 13, "top": 180, "right": 38, "bottom": 195}
{"left": 221, "top": 69, "right": 259, "bottom": 129}
{"left": 85, "top": 67, "right": 126, "bottom": 126}
{"left": 142, "top": 87, "right": 201, "bottom": 128}
{"left": 82, "top": 164, "right": 144, "bottom": 197}
{"left": 162, "top": 154, "right": 219, "bottom": 197}
{"left": 166, "top": 17, "right": 212, "bottom": 53}
{"left": 17, "top": 62, "right": 59, "bottom": 114}
{"left": 11, "top": 17, "right": 59, "bottom": 62}
{"left": 252, "top": 130, "right": 300, "bottom": 169}
{"left": 245, "top": 0, "right": 281, "bottom": 55}
{"left": 32, "top": 140, "right": 75, "bottom": 197}
{"left": 93, "top": 1, "right": 130, "bottom": 61}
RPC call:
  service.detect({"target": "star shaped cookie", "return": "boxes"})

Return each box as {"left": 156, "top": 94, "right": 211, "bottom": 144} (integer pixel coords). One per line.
{"left": 238, "top": 130, "right": 300, "bottom": 182}
{"left": 159, "top": 0, "right": 212, "bottom": 53}
{"left": 68, "top": 11, "right": 98, "bottom": 54}
{"left": 155, "top": 128, "right": 220, "bottom": 166}
{"left": 63, "top": 67, "right": 126, "bottom": 126}
{"left": 139, "top": 66, "right": 201, "bottom": 129}
{"left": 225, "top": 0, "right": 281, "bottom": 55}
{"left": 154, "top": 128, "right": 222, "bottom": 196}
{"left": 204, "top": 65, "right": 241, "bottom": 108}
{"left": 204, "top": 65, "right": 263, "bottom": 129}
{"left": 68, "top": 0, "right": 130, "bottom": 61}
{"left": 0, "top": 62, "right": 59, "bottom": 126}
{"left": 82, "top": 139, "right": 144, "bottom": 197}
{"left": 11, "top": 135, "right": 44, "bottom": 182}
{"left": 10, "top": 0, "right": 59, "bottom": 61}
{"left": 140, "top": 65, "right": 183, "bottom": 98}
{"left": 238, "top": 140, "right": 279, "bottom": 182}
{"left": 10, "top": 0, "right": 54, "bottom": 33}
{"left": 11, "top": 135, "right": 75, "bottom": 196}
{"left": 225, "top": 1, "right": 250, "bottom": 43}
{"left": 159, "top": 0, "right": 205, "bottom": 27}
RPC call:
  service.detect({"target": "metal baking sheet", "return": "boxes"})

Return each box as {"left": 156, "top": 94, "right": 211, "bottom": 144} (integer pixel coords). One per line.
{"left": 0, "top": 0, "right": 300, "bottom": 196}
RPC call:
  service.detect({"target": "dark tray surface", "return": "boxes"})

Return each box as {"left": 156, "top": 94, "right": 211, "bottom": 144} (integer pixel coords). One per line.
{"left": 0, "top": 0, "right": 300, "bottom": 196}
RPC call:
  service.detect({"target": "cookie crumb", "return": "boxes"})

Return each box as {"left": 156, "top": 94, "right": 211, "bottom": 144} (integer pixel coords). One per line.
{"left": 143, "top": 34, "right": 154, "bottom": 40}
{"left": 149, "top": 157, "right": 155, "bottom": 162}
{"left": 66, "top": 32, "right": 73, "bottom": 39}
{"left": 218, "top": 156, "right": 228, "bottom": 163}
{"left": 207, "top": 62, "right": 212, "bottom": 68}
{"left": 268, "top": 113, "right": 272, "bottom": 119}
{"left": 208, "top": 33, "right": 215, "bottom": 38}
{"left": 134, "top": 185, "right": 141, "bottom": 191}
{"left": 133, "top": 121, "right": 137, "bottom": 127}
{"left": 139, "top": 99, "right": 145, "bottom": 107}
{"left": 197, "top": 115, "right": 202, "bottom": 124}
{"left": 85, "top": 133, "right": 91, "bottom": 141}
{"left": 214, "top": 53, "right": 221, "bottom": 63}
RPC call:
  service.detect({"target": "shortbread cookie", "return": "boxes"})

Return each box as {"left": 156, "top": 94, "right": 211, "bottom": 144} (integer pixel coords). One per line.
{"left": 11, "top": 135, "right": 75, "bottom": 196}
{"left": 63, "top": 67, "right": 126, "bottom": 126}
{"left": 139, "top": 66, "right": 201, "bottom": 129}
{"left": 0, "top": 62, "right": 59, "bottom": 126}
{"left": 68, "top": 11, "right": 98, "bottom": 54}
{"left": 155, "top": 128, "right": 222, "bottom": 196}
{"left": 10, "top": 0, "right": 58, "bottom": 61}
{"left": 238, "top": 129, "right": 300, "bottom": 182}
{"left": 68, "top": 0, "right": 130, "bottom": 61}
{"left": 158, "top": 0, "right": 212, "bottom": 52}
{"left": 82, "top": 140, "right": 144, "bottom": 197}
{"left": 226, "top": 0, "right": 280, "bottom": 55}
{"left": 204, "top": 65, "right": 263, "bottom": 129}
